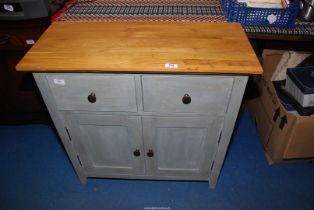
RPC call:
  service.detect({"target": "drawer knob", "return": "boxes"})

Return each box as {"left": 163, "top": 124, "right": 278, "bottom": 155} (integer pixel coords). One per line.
{"left": 147, "top": 149, "right": 154, "bottom": 157}
{"left": 133, "top": 149, "right": 141, "bottom": 157}
{"left": 87, "top": 92, "right": 96, "bottom": 103}
{"left": 182, "top": 94, "right": 191, "bottom": 104}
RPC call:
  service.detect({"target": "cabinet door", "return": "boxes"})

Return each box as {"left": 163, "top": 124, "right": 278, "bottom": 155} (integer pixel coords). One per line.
{"left": 142, "top": 116, "right": 223, "bottom": 179}
{"left": 67, "top": 114, "right": 144, "bottom": 176}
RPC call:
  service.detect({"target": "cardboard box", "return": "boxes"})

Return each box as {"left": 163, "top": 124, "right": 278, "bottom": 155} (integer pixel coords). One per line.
{"left": 248, "top": 50, "right": 314, "bottom": 164}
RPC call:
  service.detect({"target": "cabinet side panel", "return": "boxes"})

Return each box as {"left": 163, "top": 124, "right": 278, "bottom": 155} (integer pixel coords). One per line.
{"left": 33, "top": 73, "right": 87, "bottom": 183}
{"left": 209, "top": 76, "right": 248, "bottom": 188}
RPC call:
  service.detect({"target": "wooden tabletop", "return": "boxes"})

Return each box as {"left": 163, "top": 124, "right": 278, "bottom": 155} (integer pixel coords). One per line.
{"left": 16, "top": 21, "right": 262, "bottom": 74}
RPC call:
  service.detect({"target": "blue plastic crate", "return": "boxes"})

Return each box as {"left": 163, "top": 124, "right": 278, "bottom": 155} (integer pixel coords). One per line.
{"left": 220, "top": 0, "right": 300, "bottom": 27}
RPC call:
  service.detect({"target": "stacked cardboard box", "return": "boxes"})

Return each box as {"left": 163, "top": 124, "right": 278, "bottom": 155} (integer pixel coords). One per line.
{"left": 248, "top": 50, "right": 314, "bottom": 164}
{"left": 285, "top": 67, "right": 314, "bottom": 108}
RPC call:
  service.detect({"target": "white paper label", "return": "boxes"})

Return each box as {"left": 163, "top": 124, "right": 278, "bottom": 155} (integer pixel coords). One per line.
{"left": 267, "top": 14, "right": 277, "bottom": 24}
{"left": 26, "top": 40, "right": 35, "bottom": 45}
{"left": 165, "top": 63, "right": 178, "bottom": 69}
{"left": 4, "top": 4, "right": 14, "bottom": 12}
{"left": 53, "top": 79, "right": 66, "bottom": 86}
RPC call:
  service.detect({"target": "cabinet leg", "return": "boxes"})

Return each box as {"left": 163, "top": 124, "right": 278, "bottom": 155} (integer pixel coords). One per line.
{"left": 208, "top": 179, "right": 217, "bottom": 189}
{"left": 208, "top": 164, "right": 220, "bottom": 188}
{"left": 79, "top": 175, "right": 88, "bottom": 184}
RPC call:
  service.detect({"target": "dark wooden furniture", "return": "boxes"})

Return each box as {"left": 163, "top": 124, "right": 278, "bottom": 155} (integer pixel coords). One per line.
{"left": 247, "top": 33, "right": 314, "bottom": 55}
{"left": 0, "top": 18, "right": 51, "bottom": 124}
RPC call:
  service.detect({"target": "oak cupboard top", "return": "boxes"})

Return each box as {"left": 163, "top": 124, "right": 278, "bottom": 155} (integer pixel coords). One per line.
{"left": 16, "top": 22, "right": 262, "bottom": 74}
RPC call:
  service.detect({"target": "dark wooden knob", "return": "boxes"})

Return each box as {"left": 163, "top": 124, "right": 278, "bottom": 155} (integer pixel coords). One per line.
{"left": 87, "top": 92, "right": 96, "bottom": 103}
{"left": 182, "top": 94, "right": 191, "bottom": 104}
{"left": 133, "top": 149, "right": 140, "bottom": 157}
{"left": 147, "top": 149, "right": 154, "bottom": 157}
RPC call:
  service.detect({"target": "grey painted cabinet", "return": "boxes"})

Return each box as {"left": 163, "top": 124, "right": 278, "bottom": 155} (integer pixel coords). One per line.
{"left": 33, "top": 73, "right": 248, "bottom": 188}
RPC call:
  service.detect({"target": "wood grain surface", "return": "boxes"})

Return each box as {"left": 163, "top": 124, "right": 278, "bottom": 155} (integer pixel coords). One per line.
{"left": 16, "top": 22, "right": 262, "bottom": 74}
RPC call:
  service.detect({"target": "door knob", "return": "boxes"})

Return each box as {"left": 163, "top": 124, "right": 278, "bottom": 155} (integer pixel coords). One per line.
{"left": 147, "top": 149, "right": 154, "bottom": 157}
{"left": 133, "top": 149, "right": 140, "bottom": 157}
{"left": 87, "top": 92, "right": 96, "bottom": 103}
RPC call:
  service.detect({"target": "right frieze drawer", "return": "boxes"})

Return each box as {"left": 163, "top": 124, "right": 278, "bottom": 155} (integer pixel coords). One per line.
{"left": 141, "top": 75, "right": 234, "bottom": 115}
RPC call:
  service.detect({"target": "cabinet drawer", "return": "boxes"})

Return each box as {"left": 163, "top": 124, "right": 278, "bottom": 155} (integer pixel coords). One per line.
{"left": 142, "top": 76, "right": 234, "bottom": 115}
{"left": 46, "top": 74, "right": 137, "bottom": 112}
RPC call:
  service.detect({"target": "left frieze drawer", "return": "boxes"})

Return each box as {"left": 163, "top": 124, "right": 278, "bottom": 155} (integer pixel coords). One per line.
{"left": 46, "top": 74, "right": 137, "bottom": 112}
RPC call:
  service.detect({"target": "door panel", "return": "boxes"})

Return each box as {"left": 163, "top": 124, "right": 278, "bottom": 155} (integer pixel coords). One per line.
{"left": 67, "top": 114, "right": 144, "bottom": 176}
{"left": 142, "top": 116, "right": 223, "bottom": 178}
